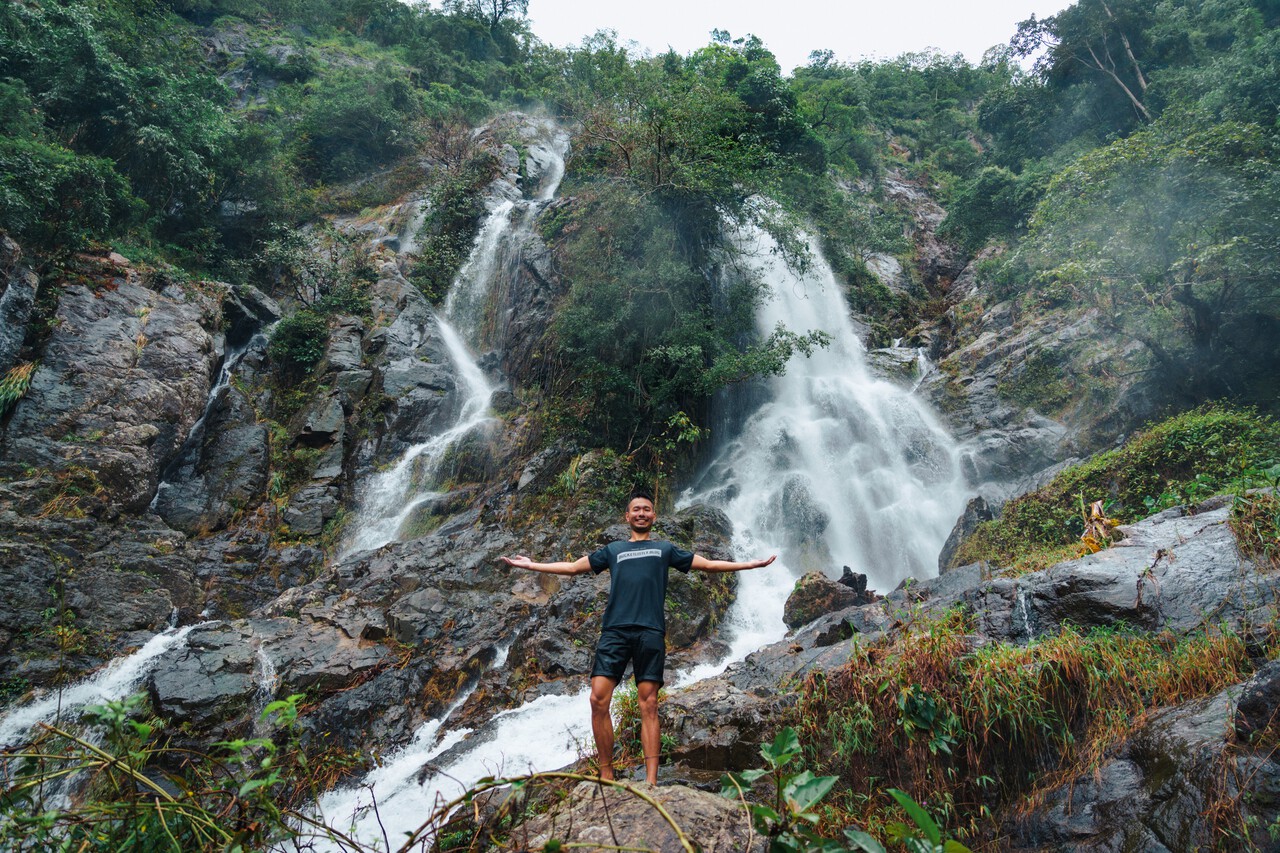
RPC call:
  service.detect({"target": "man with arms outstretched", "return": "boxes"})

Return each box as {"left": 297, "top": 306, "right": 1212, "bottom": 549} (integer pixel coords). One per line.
{"left": 501, "top": 490, "right": 775, "bottom": 785}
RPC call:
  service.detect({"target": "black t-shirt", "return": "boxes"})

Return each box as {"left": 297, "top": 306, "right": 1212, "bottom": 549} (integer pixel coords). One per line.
{"left": 588, "top": 539, "right": 695, "bottom": 633}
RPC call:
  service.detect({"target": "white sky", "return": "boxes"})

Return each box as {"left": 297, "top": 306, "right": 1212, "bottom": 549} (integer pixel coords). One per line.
{"left": 525, "top": 0, "right": 1073, "bottom": 73}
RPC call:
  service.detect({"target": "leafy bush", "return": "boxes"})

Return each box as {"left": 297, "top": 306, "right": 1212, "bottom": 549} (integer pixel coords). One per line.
{"left": 955, "top": 405, "right": 1280, "bottom": 570}
{"left": 409, "top": 150, "right": 500, "bottom": 303}
{"left": 0, "top": 136, "right": 136, "bottom": 251}
{"left": 293, "top": 64, "right": 422, "bottom": 182}
{"left": 267, "top": 310, "right": 329, "bottom": 376}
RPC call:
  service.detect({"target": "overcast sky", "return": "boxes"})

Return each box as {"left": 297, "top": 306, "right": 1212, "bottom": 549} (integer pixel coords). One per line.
{"left": 525, "top": 0, "right": 1073, "bottom": 73}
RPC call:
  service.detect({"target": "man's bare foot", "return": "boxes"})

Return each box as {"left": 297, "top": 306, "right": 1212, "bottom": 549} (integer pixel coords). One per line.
{"left": 598, "top": 767, "right": 615, "bottom": 782}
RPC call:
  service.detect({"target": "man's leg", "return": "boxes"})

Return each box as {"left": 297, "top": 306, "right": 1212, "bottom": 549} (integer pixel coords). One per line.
{"left": 589, "top": 675, "right": 618, "bottom": 780}
{"left": 637, "top": 679, "right": 660, "bottom": 784}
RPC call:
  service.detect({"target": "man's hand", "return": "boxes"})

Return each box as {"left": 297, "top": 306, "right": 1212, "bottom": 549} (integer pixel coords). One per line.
{"left": 501, "top": 554, "right": 593, "bottom": 575}
{"left": 690, "top": 554, "right": 779, "bottom": 573}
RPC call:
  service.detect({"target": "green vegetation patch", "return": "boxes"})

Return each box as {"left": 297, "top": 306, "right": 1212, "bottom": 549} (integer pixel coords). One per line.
{"left": 789, "top": 609, "right": 1255, "bottom": 843}
{"left": 955, "top": 405, "right": 1280, "bottom": 571}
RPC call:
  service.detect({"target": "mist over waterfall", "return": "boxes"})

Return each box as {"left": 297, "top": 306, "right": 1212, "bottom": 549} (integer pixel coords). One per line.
{"left": 686, "top": 223, "right": 968, "bottom": 595}
{"left": 342, "top": 122, "right": 570, "bottom": 556}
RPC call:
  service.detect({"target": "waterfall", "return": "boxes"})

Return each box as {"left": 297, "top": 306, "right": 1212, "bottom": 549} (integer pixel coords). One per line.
{"left": 341, "top": 121, "right": 571, "bottom": 557}
{"left": 686, "top": 224, "right": 967, "bottom": 594}
{"left": 307, "top": 218, "right": 969, "bottom": 851}
{"left": 0, "top": 624, "right": 199, "bottom": 749}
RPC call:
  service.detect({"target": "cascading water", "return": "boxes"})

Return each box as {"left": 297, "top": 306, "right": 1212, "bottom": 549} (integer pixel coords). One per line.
{"left": 0, "top": 624, "right": 199, "bottom": 749}
{"left": 309, "top": 218, "right": 970, "bottom": 851}
{"left": 341, "top": 121, "right": 571, "bottom": 558}
{"left": 686, "top": 223, "right": 968, "bottom": 593}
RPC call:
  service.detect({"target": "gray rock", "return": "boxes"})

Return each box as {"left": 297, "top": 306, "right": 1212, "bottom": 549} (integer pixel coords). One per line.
{"left": 938, "top": 496, "right": 993, "bottom": 571}
{"left": 323, "top": 317, "right": 364, "bottom": 373}
{"left": 283, "top": 485, "right": 339, "bottom": 536}
{"left": 1, "top": 267, "right": 220, "bottom": 512}
{"left": 521, "top": 781, "right": 764, "bottom": 853}
{"left": 0, "top": 236, "right": 38, "bottom": 374}
{"left": 298, "top": 395, "right": 346, "bottom": 446}
{"left": 153, "top": 381, "right": 270, "bottom": 534}
{"left": 783, "top": 571, "right": 861, "bottom": 629}
{"left": 1007, "top": 686, "right": 1280, "bottom": 851}
{"left": 1235, "top": 660, "right": 1280, "bottom": 741}
{"left": 149, "top": 622, "right": 256, "bottom": 724}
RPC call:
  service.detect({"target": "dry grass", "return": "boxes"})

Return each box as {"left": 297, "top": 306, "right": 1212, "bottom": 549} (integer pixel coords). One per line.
{"left": 789, "top": 608, "right": 1256, "bottom": 844}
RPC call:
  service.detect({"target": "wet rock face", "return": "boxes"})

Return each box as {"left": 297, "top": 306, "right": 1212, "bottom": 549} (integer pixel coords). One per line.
{"left": 783, "top": 571, "right": 868, "bottom": 629}
{"left": 896, "top": 500, "right": 1277, "bottom": 644}
{"left": 361, "top": 263, "right": 460, "bottom": 459}
{"left": 937, "top": 496, "right": 993, "bottom": 572}
{"left": 1, "top": 262, "right": 220, "bottom": 512}
{"left": 1006, "top": 687, "right": 1280, "bottom": 852}
{"left": 1235, "top": 660, "right": 1280, "bottom": 741}
{"left": 0, "top": 236, "right": 38, "bottom": 374}
{"left": 519, "top": 780, "right": 764, "bottom": 853}
{"left": 0, "top": 472, "right": 200, "bottom": 689}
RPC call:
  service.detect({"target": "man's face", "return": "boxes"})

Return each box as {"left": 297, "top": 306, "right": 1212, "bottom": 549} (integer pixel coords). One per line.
{"left": 625, "top": 498, "right": 655, "bottom": 533}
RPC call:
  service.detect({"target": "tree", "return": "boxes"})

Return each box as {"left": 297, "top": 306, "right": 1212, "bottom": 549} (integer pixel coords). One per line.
{"left": 1013, "top": 1, "right": 1155, "bottom": 123}
{"left": 1028, "top": 112, "right": 1280, "bottom": 403}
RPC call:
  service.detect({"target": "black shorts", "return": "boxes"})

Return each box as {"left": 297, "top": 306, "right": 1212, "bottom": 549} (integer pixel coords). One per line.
{"left": 591, "top": 626, "right": 666, "bottom": 685}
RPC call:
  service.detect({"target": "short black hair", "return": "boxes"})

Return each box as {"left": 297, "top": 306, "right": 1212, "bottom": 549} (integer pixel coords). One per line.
{"left": 627, "top": 487, "right": 654, "bottom": 509}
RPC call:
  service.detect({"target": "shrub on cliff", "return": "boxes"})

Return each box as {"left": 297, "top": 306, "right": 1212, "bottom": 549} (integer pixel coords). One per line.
{"left": 267, "top": 310, "right": 329, "bottom": 376}
{"left": 955, "top": 404, "right": 1280, "bottom": 571}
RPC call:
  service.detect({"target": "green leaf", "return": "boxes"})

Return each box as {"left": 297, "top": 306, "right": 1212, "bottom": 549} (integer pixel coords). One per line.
{"left": 785, "top": 771, "right": 838, "bottom": 812}
{"left": 943, "top": 840, "right": 975, "bottom": 853}
{"left": 761, "top": 726, "right": 801, "bottom": 768}
{"left": 888, "top": 789, "right": 942, "bottom": 845}
{"left": 844, "top": 828, "right": 888, "bottom": 853}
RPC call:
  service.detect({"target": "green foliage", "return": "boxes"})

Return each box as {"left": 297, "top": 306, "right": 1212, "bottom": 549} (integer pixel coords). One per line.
{"left": 556, "top": 31, "right": 818, "bottom": 252}
{"left": 1229, "top": 464, "right": 1280, "bottom": 569}
{"left": 0, "top": 362, "right": 38, "bottom": 417}
{"left": 994, "top": 349, "right": 1072, "bottom": 413}
{"left": 257, "top": 221, "right": 375, "bottom": 312}
{"left": 267, "top": 310, "right": 329, "bottom": 376}
{"left": 955, "top": 405, "right": 1280, "bottom": 570}
{"left": 409, "top": 150, "right": 500, "bottom": 303}
{"left": 543, "top": 184, "right": 827, "bottom": 456}
{"left": 721, "top": 727, "right": 972, "bottom": 853}
{"left": 720, "top": 727, "right": 844, "bottom": 853}
{"left": 292, "top": 63, "right": 422, "bottom": 182}
{"left": 0, "top": 133, "right": 136, "bottom": 252}
{"left": 938, "top": 165, "right": 1046, "bottom": 252}
{"left": 1026, "top": 112, "right": 1280, "bottom": 404}
{"left": 0, "top": 692, "right": 342, "bottom": 851}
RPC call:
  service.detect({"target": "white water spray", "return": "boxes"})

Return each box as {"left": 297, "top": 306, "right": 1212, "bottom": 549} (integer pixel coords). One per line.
{"left": 686, "top": 224, "right": 968, "bottom": 594}
{"left": 0, "top": 624, "right": 199, "bottom": 748}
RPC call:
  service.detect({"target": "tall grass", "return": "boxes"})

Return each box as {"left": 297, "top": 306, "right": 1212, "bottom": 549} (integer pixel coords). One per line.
{"left": 789, "top": 608, "right": 1256, "bottom": 841}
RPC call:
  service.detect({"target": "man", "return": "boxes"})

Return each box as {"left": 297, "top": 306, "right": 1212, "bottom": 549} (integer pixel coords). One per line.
{"left": 501, "top": 489, "right": 775, "bottom": 785}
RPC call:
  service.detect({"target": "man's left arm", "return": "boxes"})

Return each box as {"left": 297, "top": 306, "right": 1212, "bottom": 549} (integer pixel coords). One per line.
{"left": 689, "top": 554, "right": 776, "bottom": 573}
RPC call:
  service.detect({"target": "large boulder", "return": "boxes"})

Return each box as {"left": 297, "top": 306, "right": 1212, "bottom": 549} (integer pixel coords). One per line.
{"left": 520, "top": 781, "right": 764, "bottom": 853}
{"left": 783, "top": 572, "right": 856, "bottom": 629}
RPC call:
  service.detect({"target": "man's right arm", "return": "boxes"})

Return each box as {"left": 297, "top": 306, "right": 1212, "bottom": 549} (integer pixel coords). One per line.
{"left": 501, "top": 555, "right": 594, "bottom": 576}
